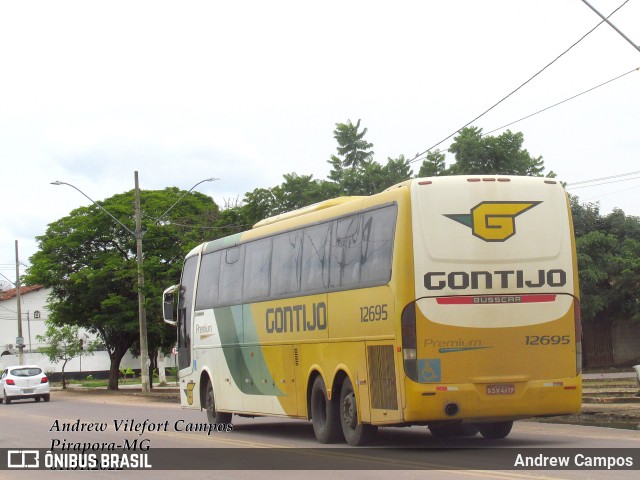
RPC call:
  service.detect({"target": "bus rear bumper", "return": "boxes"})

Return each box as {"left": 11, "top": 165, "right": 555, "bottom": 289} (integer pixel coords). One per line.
{"left": 402, "top": 376, "right": 582, "bottom": 424}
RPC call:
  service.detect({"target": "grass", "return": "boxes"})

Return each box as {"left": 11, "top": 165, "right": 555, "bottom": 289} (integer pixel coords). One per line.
{"left": 58, "top": 375, "right": 178, "bottom": 388}
{"left": 583, "top": 377, "right": 638, "bottom": 389}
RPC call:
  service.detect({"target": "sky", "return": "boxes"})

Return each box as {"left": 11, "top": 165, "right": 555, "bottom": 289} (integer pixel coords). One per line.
{"left": 1, "top": 0, "right": 639, "bottom": 287}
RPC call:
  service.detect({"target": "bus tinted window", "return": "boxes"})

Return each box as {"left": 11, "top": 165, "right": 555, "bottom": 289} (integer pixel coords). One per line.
{"left": 219, "top": 245, "right": 245, "bottom": 305}
{"left": 361, "top": 206, "right": 396, "bottom": 284}
{"left": 301, "top": 222, "right": 332, "bottom": 293}
{"left": 271, "top": 231, "right": 302, "bottom": 296}
{"left": 196, "top": 205, "right": 396, "bottom": 307}
{"left": 195, "top": 250, "right": 221, "bottom": 310}
{"left": 330, "top": 214, "right": 362, "bottom": 288}
{"left": 243, "top": 238, "right": 272, "bottom": 301}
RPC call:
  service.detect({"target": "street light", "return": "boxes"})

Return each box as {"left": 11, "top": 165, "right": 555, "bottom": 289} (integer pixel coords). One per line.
{"left": 51, "top": 174, "right": 217, "bottom": 394}
{"left": 156, "top": 177, "right": 218, "bottom": 224}
{"left": 50, "top": 181, "right": 136, "bottom": 236}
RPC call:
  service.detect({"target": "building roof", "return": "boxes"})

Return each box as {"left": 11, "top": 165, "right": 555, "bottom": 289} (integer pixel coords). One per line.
{"left": 0, "top": 285, "right": 45, "bottom": 301}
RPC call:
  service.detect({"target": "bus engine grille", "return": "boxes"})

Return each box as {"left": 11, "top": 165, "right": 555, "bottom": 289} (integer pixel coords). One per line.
{"left": 367, "top": 345, "right": 398, "bottom": 410}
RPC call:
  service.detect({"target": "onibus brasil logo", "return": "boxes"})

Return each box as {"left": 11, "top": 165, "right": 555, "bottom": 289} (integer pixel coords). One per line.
{"left": 444, "top": 201, "right": 542, "bottom": 242}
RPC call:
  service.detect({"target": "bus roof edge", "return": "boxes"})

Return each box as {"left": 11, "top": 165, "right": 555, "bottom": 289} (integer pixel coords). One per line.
{"left": 253, "top": 196, "right": 365, "bottom": 228}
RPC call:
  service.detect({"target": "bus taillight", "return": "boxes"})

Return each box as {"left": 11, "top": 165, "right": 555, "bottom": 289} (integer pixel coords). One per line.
{"left": 401, "top": 302, "right": 418, "bottom": 382}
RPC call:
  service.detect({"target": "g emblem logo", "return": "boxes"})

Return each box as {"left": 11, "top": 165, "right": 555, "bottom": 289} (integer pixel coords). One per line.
{"left": 445, "top": 201, "right": 541, "bottom": 242}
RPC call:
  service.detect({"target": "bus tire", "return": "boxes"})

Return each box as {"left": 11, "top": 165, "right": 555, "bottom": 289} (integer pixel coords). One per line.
{"left": 340, "top": 378, "right": 377, "bottom": 446}
{"left": 310, "top": 376, "right": 342, "bottom": 443}
{"left": 205, "top": 380, "right": 232, "bottom": 425}
{"left": 479, "top": 421, "right": 513, "bottom": 439}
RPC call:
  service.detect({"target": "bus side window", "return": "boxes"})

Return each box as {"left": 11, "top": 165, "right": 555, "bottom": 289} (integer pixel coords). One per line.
{"left": 301, "top": 222, "right": 332, "bottom": 293}
{"left": 243, "top": 238, "right": 272, "bottom": 301}
{"left": 271, "top": 231, "right": 302, "bottom": 297}
{"left": 195, "top": 250, "right": 221, "bottom": 310}
{"left": 361, "top": 206, "right": 396, "bottom": 285}
{"left": 330, "top": 214, "right": 362, "bottom": 288}
{"left": 219, "top": 246, "right": 245, "bottom": 306}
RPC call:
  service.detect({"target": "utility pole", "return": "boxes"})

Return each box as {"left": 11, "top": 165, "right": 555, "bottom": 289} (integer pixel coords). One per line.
{"left": 134, "top": 171, "right": 150, "bottom": 394}
{"left": 15, "top": 240, "right": 24, "bottom": 365}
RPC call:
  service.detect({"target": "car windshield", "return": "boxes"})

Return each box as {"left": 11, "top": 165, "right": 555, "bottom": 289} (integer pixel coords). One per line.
{"left": 10, "top": 368, "right": 42, "bottom": 377}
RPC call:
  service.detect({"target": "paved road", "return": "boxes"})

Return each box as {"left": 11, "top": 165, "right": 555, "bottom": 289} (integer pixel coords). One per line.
{"left": 1, "top": 390, "right": 639, "bottom": 479}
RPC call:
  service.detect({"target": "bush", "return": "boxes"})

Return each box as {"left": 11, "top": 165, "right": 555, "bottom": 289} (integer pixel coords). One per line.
{"left": 119, "top": 367, "right": 136, "bottom": 384}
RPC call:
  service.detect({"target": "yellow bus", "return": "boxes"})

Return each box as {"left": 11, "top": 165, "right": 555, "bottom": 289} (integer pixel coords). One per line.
{"left": 163, "top": 175, "right": 582, "bottom": 445}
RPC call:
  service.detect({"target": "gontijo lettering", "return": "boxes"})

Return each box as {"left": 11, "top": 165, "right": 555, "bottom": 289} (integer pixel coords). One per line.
{"left": 266, "top": 302, "right": 327, "bottom": 333}
{"left": 424, "top": 269, "right": 567, "bottom": 290}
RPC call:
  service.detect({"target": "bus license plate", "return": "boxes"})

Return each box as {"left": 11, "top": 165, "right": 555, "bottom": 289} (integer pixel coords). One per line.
{"left": 486, "top": 384, "right": 515, "bottom": 395}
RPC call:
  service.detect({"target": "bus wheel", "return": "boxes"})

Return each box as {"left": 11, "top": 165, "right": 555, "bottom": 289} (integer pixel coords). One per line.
{"left": 310, "top": 376, "right": 342, "bottom": 443}
{"left": 205, "top": 381, "right": 232, "bottom": 425}
{"left": 479, "top": 421, "right": 513, "bottom": 439}
{"left": 340, "top": 378, "right": 377, "bottom": 446}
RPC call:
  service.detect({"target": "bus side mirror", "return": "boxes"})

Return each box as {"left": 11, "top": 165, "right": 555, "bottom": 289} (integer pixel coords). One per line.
{"left": 163, "top": 285, "right": 179, "bottom": 325}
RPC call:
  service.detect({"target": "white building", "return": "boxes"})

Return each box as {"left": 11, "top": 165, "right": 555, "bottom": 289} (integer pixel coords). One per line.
{"left": 0, "top": 285, "right": 59, "bottom": 355}
{"left": 0, "top": 285, "right": 174, "bottom": 376}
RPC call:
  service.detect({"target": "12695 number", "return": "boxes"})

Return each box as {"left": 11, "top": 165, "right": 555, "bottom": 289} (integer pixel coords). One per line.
{"left": 360, "top": 304, "right": 388, "bottom": 322}
{"left": 525, "top": 335, "right": 570, "bottom": 345}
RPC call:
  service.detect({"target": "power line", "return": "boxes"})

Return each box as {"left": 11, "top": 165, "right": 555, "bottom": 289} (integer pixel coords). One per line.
{"left": 566, "top": 170, "right": 640, "bottom": 187}
{"left": 566, "top": 175, "right": 640, "bottom": 190}
{"left": 483, "top": 66, "right": 639, "bottom": 136}
{"left": 409, "top": 0, "right": 631, "bottom": 165}
{"left": 583, "top": 183, "right": 640, "bottom": 202}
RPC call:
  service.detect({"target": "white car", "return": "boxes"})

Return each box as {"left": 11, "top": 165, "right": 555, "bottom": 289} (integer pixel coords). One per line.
{"left": 0, "top": 365, "right": 50, "bottom": 404}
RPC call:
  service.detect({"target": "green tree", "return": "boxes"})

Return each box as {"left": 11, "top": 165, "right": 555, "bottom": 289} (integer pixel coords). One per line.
{"left": 242, "top": 186, "right": 281, "bottom": 226}
{"left": 327, "top": 120, "right": 412, "bottom": 196}
{"left": 418, "top": 150, "right": 446, "bottom": 177}
{"left": 336, "top": 156, "right": 413, "bottom": 196}
{"left": 26, "top": 187, "right": 218, "bottom": 390}
{"left": 331, "top": 119, "right": 374, "bottom": 169}
{"left": 328, "top": 119, "right": 374, "bottom": 189}
{"left": 576, "top": 231, "right": 620, "bottom": 323}
{"left": 213, "top": 203, "right": 252, "bottom": 238}
{"left": 36, "top": 323, "right": 97, "bottom": 389}
{"left": 569, "top": 196, "right": 604, "bottom": 238}
{"left": 447, "top": 127, "right": 549, "bottom": 176}
{"left": 279, "top": 173, "right": 333, "bottom": 212}
{"left": 382, "top": 155, "right": 413, "bottom": 186}
{"left": 574, "top": 204, "right": 640, "bottom": 325}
